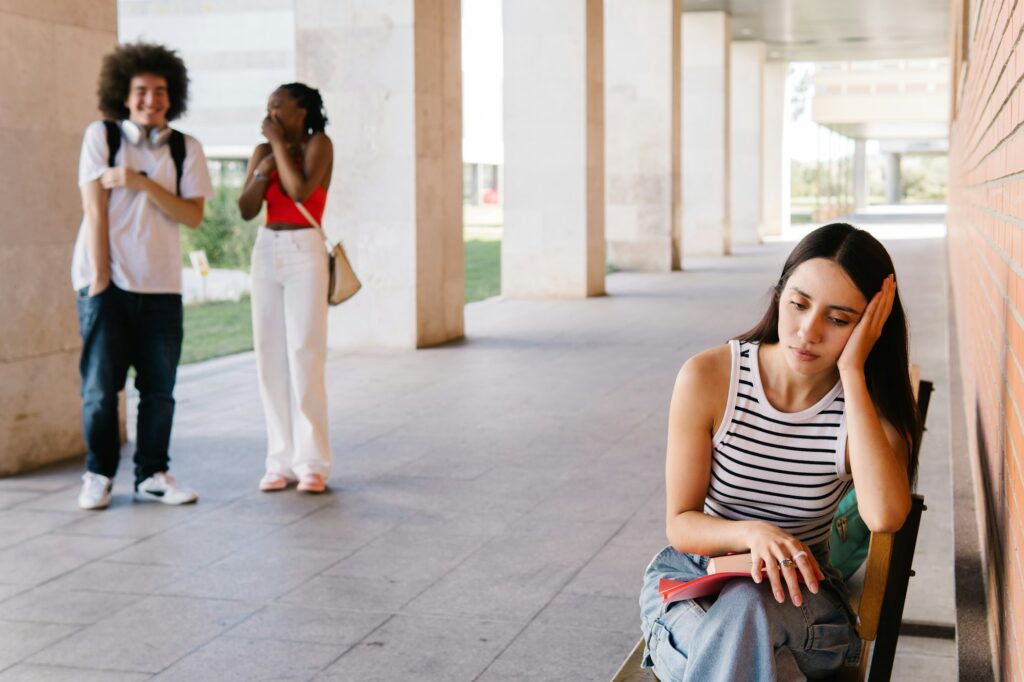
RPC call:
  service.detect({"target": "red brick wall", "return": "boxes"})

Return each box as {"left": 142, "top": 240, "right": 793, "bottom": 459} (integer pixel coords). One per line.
{"left": 948, "top": 0, "right": 1024, "bottom": 677}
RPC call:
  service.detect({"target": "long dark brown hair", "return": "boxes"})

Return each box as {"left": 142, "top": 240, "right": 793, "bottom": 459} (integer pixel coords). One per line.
{"left": 738, "top": 223, "right": 922, "bottom": 483}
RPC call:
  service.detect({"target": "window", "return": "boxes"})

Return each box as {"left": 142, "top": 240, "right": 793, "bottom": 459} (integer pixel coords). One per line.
{"left": 463, "top": 163, "right": 479, "bottom": 204}
{"left": 480, "top": 164, "right": 500, "bottom": 205}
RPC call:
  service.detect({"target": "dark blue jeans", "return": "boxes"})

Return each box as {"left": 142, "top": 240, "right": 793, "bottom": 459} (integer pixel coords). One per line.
{"left": 77, "top": 283, "right": 183, "bottom": 485}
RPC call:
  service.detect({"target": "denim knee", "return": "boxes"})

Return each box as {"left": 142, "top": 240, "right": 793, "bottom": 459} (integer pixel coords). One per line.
{"left": 716, "top": 572, "right": 860, "bottom": 673}
{"left": 709, "top": 579, "right": 776, "bottom": 644}
{"left": 82, "top": 387, "right": 118, "bottom": 408}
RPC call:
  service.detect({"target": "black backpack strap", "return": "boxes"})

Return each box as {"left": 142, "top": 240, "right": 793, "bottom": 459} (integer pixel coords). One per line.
{"left": 168, "top": 130, "right": 186, "bottom": 197}
{"left": 102, "top": 120, "right": 121, "bottom": 168}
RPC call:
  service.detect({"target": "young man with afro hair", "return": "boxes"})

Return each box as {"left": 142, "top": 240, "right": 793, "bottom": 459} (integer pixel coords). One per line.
{"left": 71, "top": 42, "right": 214, "bottom": 510}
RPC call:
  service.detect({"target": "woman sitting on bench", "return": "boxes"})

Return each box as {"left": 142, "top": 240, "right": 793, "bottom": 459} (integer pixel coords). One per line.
{"left": 639, "top": 223, "right": 921, "bottom": 682}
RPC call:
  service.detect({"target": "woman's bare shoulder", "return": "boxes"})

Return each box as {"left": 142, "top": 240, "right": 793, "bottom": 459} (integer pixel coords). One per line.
{"left": 672, "top": 343, "right": 733, "bottom": 430}
{"left": 678, "top": 344, "right": 732, "bottom": 384}
{"left": 307, "top": 132, "right": 332, "bottom": 149}
{"left": 674, "top": 344, "right": 733, "bottom": 402}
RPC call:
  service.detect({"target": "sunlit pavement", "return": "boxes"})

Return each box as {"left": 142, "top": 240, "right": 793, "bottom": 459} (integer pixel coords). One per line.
{"left": 0, "top": 206, "right": 954, "bottom": 680}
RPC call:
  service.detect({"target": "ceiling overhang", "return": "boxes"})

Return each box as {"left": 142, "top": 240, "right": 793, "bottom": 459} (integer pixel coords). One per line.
{"left": 682, "top": 0, "right": 950, "bottom": 62}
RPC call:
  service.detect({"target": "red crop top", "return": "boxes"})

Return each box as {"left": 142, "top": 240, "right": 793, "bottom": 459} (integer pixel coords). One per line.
{"left": 264, "top": 170, "right": 327, "bottom": 227}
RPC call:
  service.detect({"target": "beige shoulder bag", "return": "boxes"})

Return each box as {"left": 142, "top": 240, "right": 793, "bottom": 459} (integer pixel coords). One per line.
{"left": 291, "top": 198, "right": 361, "bottom": 305}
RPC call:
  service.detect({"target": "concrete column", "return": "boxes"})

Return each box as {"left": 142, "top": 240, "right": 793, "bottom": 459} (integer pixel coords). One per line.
{"left": 604, "top": 0, "right": 681, "bottom": 271}
{"left": 295, "top": 0, "right": 464, "bottom": 348}
{"left": 843, "top": 138, "right": 850, "bottom": 214}
{"left": 886, "top": 152, "right": 902, "bottom": 205}
{"left": 761, "top": 61, "right": 788, "bottom": 238}
{"left": 729, "top": 40, "right": 765, "bottom": 246}
{"left": 682, "top": 11, "right": 730, "bottom": 258}
{"left": 0, "top": 3, "right": 117, "bottom": 474}
{"left": 847, "top": 137, "right": 864, "bottom": 209}
{"left": 503, "top": 0, "right": 605, "bottom": 297}
{"left": 828, "top": 131, "right": 837, "bottom": 219}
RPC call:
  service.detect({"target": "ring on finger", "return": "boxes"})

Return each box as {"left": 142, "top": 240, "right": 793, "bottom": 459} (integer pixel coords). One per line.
{"left": 792, "top": 551, "right": 808, "bottom": 561}
{"left": 779, "top": 557, "right": 795, "bottom": 569}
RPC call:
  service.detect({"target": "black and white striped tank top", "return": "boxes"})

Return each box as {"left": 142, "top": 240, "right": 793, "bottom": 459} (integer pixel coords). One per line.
{"left": 704, "top": 340, "right": 853, "bottom": 546}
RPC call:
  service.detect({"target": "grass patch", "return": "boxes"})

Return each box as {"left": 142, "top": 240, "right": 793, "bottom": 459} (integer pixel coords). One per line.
{"left": 465, "top": 239, "right": 501, "bottom": 303}
{"left": 181, "top": 296, "right": 253, "bottom": 365}
{"left": 180, "top": 241, "right": 503, "bottom": 365}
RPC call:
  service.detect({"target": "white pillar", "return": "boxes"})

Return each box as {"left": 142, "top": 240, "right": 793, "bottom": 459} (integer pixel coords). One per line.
{"left": 295, "top": 0, "right": 464, "bottom": 348}
{"left": 853, "top": 139, "right": 866, "bottom": 211}
{"left": 0, "top": 2, "right": 117, "bottom": 474}
{"left": 503, "top": 0, "right": 605, "bottom": 297}
{"left": 829, "top": 131, "right": 838, "bottom": 218}
{"left": 761, "top": 60, "right": 788, "bottom": 238}
{"left": 886, "top": 152, "right": 902, "bottom": 205}
{"left": 605, "top": 0, "right": 681, "bottom": 271}
{"left": 729, "top": 40, "right": 765, "bottom": 246}
{"left": 682, "top": 11, "right": 730, "bottom": 258}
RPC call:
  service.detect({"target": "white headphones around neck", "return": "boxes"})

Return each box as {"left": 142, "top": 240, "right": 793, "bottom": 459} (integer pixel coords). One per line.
{"left": 120, "top": 120, "right": 172, "bottom": 148}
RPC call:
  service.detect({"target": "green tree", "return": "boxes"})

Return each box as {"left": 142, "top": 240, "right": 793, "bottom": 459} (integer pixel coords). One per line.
{"left": 901, "top": 155, "right": 948, "bottom": 202}
{"left": 181, "top": 185, "right": 258, "bottom": 271}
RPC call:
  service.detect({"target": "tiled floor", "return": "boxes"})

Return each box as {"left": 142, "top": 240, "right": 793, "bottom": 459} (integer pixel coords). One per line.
{"left": 0, "top": 218, "right": 956, "bottom": 680}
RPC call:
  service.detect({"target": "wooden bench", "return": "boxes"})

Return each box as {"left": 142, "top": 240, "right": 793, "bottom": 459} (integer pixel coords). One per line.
{"left": 611, "top": 495, "right": 926, "bottom": 682}
{"left": 612, "top": 380, "right": 934, "bottom": 682}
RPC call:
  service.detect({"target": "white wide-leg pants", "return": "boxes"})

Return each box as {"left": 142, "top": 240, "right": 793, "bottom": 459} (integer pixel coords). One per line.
{"left": 250, "top": 226, "right": 332, "bottom": 478}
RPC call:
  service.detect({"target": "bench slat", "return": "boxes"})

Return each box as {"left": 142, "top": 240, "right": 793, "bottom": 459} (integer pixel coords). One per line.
{"left": 610, "top": 639, "right": 658, "bottom": 682}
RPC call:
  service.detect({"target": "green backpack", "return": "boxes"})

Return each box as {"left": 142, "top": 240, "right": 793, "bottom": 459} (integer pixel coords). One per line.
{"left": 830, "top": 488, "right": 870, "bottom": 581}
{"left": 830, "top": 378, "right": 931, "bottom": 582}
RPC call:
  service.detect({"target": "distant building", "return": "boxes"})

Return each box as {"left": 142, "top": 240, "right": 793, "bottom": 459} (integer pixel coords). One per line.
{"left": 119, "top": 0, "right": 296, "bottom": 160}
{"left": 811, "top": 58, "right": 949, "bottom": 205}
{"left": 119, "top": 0, "right": 502, "bottom": 207}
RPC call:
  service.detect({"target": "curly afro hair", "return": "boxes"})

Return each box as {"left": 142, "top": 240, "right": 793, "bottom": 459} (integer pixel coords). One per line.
{"left": 96, "top": 42, "right": 189, "bottom": 121}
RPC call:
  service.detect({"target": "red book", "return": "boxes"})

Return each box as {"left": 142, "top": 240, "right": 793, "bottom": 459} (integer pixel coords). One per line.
{"left": 707, "top": 552, "right": 754, "bottom": 574}
{"left": 659, "top": 553, "right": 805, "bottom": 603}
{"left": 659, "top": 572, "right": 754, "bottom": 602}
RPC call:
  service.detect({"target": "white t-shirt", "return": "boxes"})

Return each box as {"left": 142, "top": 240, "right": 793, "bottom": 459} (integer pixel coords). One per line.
{"left": 70, "top": 120, "right": 215, "bottom": 294}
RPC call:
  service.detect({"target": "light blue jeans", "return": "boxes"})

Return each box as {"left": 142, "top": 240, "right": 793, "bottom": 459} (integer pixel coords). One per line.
{"left": 639, "top": 543, "right": 861, "bottom": 682}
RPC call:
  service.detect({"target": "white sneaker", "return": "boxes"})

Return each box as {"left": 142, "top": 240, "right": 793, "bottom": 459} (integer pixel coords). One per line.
{"left": 134, "top": 472, "right": 198, "bottom": 505}
{"left": 78, "top": 472, "right": 112, "bottom": 510}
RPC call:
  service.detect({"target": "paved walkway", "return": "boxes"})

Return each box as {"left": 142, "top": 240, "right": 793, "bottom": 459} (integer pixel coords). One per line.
{"left": 0, "top": 214, "right": 955, "bottom": 680}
